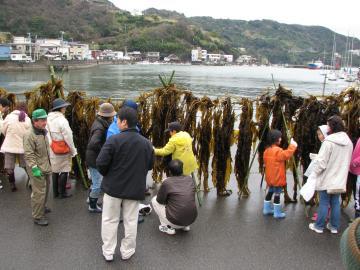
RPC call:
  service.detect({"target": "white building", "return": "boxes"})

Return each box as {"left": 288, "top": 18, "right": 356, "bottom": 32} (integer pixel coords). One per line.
{"left": 191, "top": 49, "right": 200, "bottom": 62}
{"left": 201, "top": 50, "right": 207, "bottom": 61}
{"left": 69, "top": 42, "right": 89, "bottom": 60}
{"left": 207, "top": 53, "right": 221, "bottom": 62}
{"left": 223, "top": 55, "right": 233, "bottom": 62}
{"left": 113, "top": 51, "right": 124, "bottom": 60}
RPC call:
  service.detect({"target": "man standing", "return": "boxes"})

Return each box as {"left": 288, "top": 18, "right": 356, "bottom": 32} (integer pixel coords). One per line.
{"left": 97, "top": 107, "right": 154, "bottom": 262}
{"left": 23, "top": 109, "right": 52, "bottom": 226}
{"left": 152, "top": 159, "right": 198, "bottom": 235}
{"left": 154, "top": 121, "right": 198, "bottom": 176}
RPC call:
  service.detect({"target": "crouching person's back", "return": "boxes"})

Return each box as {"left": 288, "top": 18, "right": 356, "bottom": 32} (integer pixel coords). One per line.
{"left": 152, "top": 159, "right": 198, "bottom": 235}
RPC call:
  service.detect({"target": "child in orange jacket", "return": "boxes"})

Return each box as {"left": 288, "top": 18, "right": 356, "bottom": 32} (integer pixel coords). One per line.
{"left": 263, "top": 129, "right": 297, "bottom": 218}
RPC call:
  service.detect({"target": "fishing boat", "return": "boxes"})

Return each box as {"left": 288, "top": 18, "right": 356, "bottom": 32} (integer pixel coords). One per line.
{"left": 308, "top": 60, "right": 324, "bottom": 69}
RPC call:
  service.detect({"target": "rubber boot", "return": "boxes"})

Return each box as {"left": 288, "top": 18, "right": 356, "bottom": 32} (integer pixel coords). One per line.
{"left": 273, "top": 203, "right": 286, "bottom": 219}
{"left": 88, "top": 197, "right": 102, "bottom": 213}
{"left": 59, "top": 172, "right": 72, "bottom": 199}
{"left": 263, "top": 200, "right": 274, "bottom": 215}
{"left": 8, "top": 172, "right": 17, "bottom": 192}
{"left": 52, "top": 173, "right": 59, "bottom": 198}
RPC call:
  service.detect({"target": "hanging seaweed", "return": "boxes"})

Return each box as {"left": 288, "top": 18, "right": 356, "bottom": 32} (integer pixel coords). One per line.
{"left": 212, "top": 97, "right": 235, "bottom": 196}
{"left": 196, "top": 96, "right": 214, "bottom": 192}
{"left": 235, "top": 98, "right": 256, "bottom": 197}
{"left": 150, "top": 84, "right": 183, "bottom": 182}
{"left": 255, "top": 92, "right": 272, "bottom": 174}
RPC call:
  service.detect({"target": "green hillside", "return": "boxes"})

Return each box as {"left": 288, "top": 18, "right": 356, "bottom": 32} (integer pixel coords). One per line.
{"left": 0, "top": 1, "right": 359, "bottom": 64}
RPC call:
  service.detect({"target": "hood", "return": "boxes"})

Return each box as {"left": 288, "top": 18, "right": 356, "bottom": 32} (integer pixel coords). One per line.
{"left": 325, "top": 132, "right": 352, "bottom": 146}
{"left": 47, "top": 111, "right": 64, "bottom": 122}
{"left": 318, "top": 125, "right": 329, "bottom": 138}
{"left": 172, "top": 131, "right": 193, "bottom": 146}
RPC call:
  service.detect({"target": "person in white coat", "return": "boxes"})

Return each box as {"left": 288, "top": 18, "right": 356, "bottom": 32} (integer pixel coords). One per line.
{"left": 47, "top": 98, "right": 77, "bottom": 199}
{"left": 0, "top": 98, "right": 10, "bottom": 190}
{"left": 309, "top": 115, "right": 353, "bottom": 234}
{"left": 1, "top": 102, "right": 31, "bottom": 191}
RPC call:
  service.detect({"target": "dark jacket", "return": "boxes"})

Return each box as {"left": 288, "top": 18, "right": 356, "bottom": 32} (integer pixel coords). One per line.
{"left": 86, "top": 116, "right": 111, "bottom": 168}
{"left": 97, "top": 128, "right": 154, "bottom": 200}
{"left": 156, "top": 175, "right": 198, "bottom": 226}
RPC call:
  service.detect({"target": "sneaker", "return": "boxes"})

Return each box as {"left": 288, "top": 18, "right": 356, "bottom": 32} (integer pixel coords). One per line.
{"left": 159, "top": 225, "right": 176, "bottom": 235}
{"left": 309, "top": 223, "right": 323, "bottom": 234}
{"left": 0, "top": 180, "right": 3, "bottom": 189}
{"left": 103, "top": 254, "right": 113, "bottom": 262}
{"left": 182, "top": 226, "right": 190, "bottom": 232}
{"left": 86, "top": 197, "right": 102, "bottom": 206}
{"left": 34, "top": 217, "right": 49, "bottom": 226}
{"left": 326, "top": 223, "right": 338, "bottom": 234}
{"left": 88, "top": 205, "right": 102, "bottom": 213}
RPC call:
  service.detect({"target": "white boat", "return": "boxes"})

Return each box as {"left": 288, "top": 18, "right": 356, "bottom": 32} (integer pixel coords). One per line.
{"left": 328, "top": 71, "right": 338, "bottom": 81}
{"left": 345, "top": 73, "right": 356, "bottom": 82}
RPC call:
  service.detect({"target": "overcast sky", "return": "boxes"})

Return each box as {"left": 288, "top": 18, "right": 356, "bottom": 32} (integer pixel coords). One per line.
{"left": 111, "top": 0, "right": 360, "bottom": 40}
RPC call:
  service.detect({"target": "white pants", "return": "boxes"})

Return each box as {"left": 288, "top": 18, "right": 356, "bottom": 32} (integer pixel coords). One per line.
{"left": 101, "top": 193, "right": 139, "bottom": 259}
{"left": 151, "top": 196, "right": 184, "bottom": 229}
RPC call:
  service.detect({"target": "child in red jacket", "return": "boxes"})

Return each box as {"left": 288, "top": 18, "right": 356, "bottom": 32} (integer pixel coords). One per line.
{"left": 263, "top": 130, "right": 297, "bottom": 218}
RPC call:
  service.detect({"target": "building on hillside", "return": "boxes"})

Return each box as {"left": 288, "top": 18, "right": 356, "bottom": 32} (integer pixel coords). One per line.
{"left": 192, "top": 47, "right": 207, "bottom": 62}
{"left": 164, "top": 54, "right": 180, "bottom": 63}
{"left": 127, "top": 51, "right": 142, "bottom": 61}
{"left": 90, "top": 50, "right": 102, "bottom": 60}
{"left": 69, "top": 42, "right": 90, "bottom": 60}
{"left": 236, "top": 55, "right": 257, "bottom": 65}
{"left": 145, "top": 52, "right": 160, "bottom": 62}
{"left": 0, "top": 44, "right": 11, "bottom": 61}
{"left": 207, "top": 53, "right": 221, "bottom": 63}
{"left": 113, "top": 51, "right": 124, "bottom": 60}
{"left": 223, "top": 55, "right": 233, "bottom": 63}
{"left": 35, "top": 38, "right": 61, "bottom": 59}
{"left": 10, "top": 36, "right": 36, "bottom": 61}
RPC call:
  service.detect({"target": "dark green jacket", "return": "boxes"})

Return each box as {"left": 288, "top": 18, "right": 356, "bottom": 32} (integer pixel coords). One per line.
{"left": 23, "top": 126, "right": 51, "bottom": 174}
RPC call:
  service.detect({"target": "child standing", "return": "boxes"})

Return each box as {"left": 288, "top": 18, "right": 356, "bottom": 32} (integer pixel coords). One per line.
{"left": 263, "top": 129, "right": 297, "bottom": 218}
{"left": 350, "top": 138, "right": 360, "bottom": 219}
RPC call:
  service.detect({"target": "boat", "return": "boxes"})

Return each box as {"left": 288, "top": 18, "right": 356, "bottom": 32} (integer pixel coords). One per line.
{"left": 308, "top": 60, "right": 324, "bottom": 69}
{"left": 328, "top": 71, "right": 338, "bottom": 81}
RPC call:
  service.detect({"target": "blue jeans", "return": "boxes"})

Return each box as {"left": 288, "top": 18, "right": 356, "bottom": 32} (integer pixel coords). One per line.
{"left": 269, "top": 186, "right": 282, "bottom": 194}
{"left": 315, "top": 191, "right": 340, "bottom": 229}
{"left": 89, "top": 167, "right": 103, "bottom": 199}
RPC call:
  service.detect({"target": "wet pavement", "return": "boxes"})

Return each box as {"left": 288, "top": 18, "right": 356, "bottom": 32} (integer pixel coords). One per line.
{"left": 0, "top": 167, "right": 353, "bottom": 270}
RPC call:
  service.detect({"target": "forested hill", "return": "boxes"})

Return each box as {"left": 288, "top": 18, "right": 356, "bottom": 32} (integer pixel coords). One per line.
{"left": 0, "top": 1, "right": 359, "bottom": 64}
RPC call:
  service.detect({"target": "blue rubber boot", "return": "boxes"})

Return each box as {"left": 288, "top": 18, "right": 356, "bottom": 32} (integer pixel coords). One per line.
{"left": 263, "top": 200, "right": 274, "bottom": 215}
{"left": 273, "top": 203, "right": 286, "bottom": 219}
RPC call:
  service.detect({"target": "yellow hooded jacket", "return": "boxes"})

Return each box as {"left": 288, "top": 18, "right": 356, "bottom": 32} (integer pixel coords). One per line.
{"left": 154, "top": 131, "right": 198, "bottom": 176}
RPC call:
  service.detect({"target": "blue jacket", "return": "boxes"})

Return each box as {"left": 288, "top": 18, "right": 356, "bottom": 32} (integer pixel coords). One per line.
{"left": 106, "top": 116, "right": 141, "bottom": 139}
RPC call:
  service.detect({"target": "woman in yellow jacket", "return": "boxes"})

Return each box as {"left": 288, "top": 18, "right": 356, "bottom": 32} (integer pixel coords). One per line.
{"left": 154, "top": 122, "right": 198, "bottom": 176}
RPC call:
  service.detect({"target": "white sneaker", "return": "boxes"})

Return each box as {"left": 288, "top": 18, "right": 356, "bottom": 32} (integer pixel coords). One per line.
{"left": 309, "top": 223, "right": 323, "bottom": 234}
{"left": 103, "top": 254, "right": 113, "bottom": 262}
{"left": 182, "top": 226, "right": 190, "bottom": 232}
{"left": 0, "top": 180, "right": 3, "bottom": 189}
{"left": 326, "top": 223, "right": 338, "bottom": 234}
{"left": 159, "top": 225, "right": 176, "bottom": 235}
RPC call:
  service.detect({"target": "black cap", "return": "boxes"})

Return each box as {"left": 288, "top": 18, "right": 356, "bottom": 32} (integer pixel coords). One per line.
{"left": 165, "top": 121, "right": 182, "bottom": 132}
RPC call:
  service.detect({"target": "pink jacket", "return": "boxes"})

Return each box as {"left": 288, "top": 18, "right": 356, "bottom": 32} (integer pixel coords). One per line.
{"left": 350, "top": 138, "right": 360, "bottom": 175}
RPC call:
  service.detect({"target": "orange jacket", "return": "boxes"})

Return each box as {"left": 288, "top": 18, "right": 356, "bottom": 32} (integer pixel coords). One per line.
{"left": 263, "top": 144, "right": 297, "bottom": 187}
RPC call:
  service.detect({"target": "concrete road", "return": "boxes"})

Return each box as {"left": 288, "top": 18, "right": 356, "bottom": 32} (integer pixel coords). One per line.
{"left": 0, "top": 167, "right": 350, "bottom": 270}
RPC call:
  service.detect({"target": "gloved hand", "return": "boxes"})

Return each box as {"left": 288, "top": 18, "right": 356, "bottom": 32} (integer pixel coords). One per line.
{"left": 32, "top": 166, "right": 42, "bottom": 178}
{"left": 290, "top": 138, "right": 298, "bottom": 147}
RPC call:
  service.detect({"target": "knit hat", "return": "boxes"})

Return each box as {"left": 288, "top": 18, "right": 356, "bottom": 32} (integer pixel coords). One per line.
{"left": 123, "top": 100, "right": 138, "bottom": 110}
{"left": 32, "top": 109, "right": 47, "bottom": 120}
{"left": 318, "top": 125, "right": 329, "bottom": 138}
{"left": 97, "top": 103, "right": 116, "bottom": 117}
